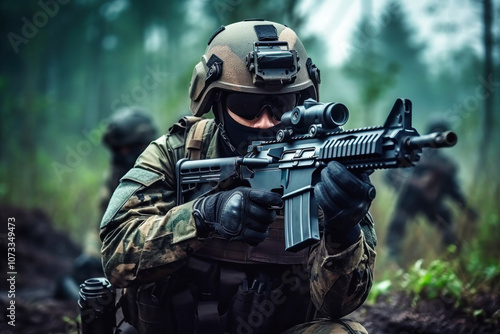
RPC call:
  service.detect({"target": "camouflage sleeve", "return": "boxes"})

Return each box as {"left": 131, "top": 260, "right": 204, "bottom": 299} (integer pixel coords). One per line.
{"left": 100, "top": 135, "right": 204, "bottom": 288}
{"left": 308, "top": 214, "right": 376, "bottom": 318}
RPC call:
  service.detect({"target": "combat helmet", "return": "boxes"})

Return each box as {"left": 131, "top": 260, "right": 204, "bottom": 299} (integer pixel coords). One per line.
{"left": 189, "top": 19, "right": 321, "bottom": 117}
{"left": 103, "top": 106, "right": 158, "bottom": 149}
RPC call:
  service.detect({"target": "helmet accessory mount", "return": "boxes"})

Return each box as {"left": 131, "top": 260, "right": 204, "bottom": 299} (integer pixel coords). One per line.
{"left": 246, "top": 41, "right": 299, "bottom": 87}
{"left": 205, "top": 54, "right": 223, "bottom": 86}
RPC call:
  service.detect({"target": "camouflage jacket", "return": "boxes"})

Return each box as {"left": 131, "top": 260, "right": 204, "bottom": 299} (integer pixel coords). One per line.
{"left": 100, "top": 118, "right": 377, "bottom": 327}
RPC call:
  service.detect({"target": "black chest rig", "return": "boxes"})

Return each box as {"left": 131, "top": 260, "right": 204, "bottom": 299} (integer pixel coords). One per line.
{"left": 174, "top": 116, "right": 310, "bottom": 266}
{"left": 121, "top": 117, "right": 315, "bottom": 334}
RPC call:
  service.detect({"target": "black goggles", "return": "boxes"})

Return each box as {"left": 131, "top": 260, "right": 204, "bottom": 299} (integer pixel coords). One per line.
{"left": 225, "top": 93, "right": 297, "bottom": 120}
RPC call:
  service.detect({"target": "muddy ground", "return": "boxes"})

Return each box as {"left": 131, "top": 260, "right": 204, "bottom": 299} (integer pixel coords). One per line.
{"left": 351, "top": 292, "right": 499, "bottom": 334}
{"left": 0, "top": 205, "right": 498, "bottom": 334}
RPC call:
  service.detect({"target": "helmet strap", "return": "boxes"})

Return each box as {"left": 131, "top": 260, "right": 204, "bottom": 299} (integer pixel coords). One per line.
{"left": 213, "top": 92, "right": 238, "bottom": 154}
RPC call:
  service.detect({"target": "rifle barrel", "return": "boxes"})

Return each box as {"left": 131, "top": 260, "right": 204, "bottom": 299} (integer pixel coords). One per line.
{"left": 405, "top": 131, "right": 458, "bottom": 149}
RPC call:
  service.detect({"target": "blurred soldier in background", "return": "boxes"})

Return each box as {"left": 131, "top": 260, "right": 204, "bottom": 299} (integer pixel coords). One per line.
{"left": 99, "top": 107, "right": 159, "bottom": 215}
{"left": 385, "top": 120, "right": 478, "bottom": 265}
{"left": 55, "top": 107, "right": 158, "bottom": 300}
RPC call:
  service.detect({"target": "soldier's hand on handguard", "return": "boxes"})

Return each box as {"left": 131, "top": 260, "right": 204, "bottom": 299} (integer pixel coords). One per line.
{"left": 314, "top": 161, "right": 376, "bottom": 247}
{"left": 193, "top": 187, "right": 283, "bottom": 246}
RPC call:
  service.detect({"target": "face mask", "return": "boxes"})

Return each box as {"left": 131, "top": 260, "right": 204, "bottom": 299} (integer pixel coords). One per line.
{"left": 222, "top": 111, "right": 284, "bottom": 155}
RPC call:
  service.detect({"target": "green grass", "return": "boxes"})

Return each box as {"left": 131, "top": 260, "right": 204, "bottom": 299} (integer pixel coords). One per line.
{"left": 367, "top": 170, "right": 500, "bottom": 311}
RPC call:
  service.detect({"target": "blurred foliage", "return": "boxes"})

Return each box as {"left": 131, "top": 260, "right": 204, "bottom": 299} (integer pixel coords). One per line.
{"left": 366, "top": 279, "right": 393, "bottom": 304}
{"left": 401, "top": 257, "right": 463, "bottom": 306}
{"left": 367, "top": 246, "right": 500, "bottom": 315}
{"left": 0, "top": 0, "right": 320, "bottom": 243}
{"left": 0, "top": 0, "right": 499, "bottom": 311}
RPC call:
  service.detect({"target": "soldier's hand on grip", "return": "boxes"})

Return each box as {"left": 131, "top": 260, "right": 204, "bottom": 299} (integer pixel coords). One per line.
{"left": 193, "top": 187, "right": 283, "bottom": 246}
{"left": 314, "top": 161, "right": 376, "bottom": 235}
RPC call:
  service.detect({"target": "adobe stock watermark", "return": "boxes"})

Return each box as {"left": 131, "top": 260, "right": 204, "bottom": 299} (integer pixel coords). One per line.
{"left": 235, "top": 263, "right": 309, "bottom": 334}
{"left": 442, "top": 74, "right": 499, "bottom": 129}
{"left": 110, "top": 65, "right": 169, "bottom": 111}
{"left": 212, "top": 0, "right": 246, "bottom": 22}
{"left": 7, "top": 0, "right": 71, "bottom": 54}
{"left": 51, "top": 64, "right": 167, "bottom": 182}
{"left": 51, "top": 119, "right": 109, "bottom": 182}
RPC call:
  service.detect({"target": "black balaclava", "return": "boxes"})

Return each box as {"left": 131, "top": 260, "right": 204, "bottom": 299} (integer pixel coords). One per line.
{"left": 219, "top": 110, "right": 284, "bottom": 156}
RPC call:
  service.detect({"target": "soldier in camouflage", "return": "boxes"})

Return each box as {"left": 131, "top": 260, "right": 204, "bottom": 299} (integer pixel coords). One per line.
{"left": 385, "top": 120, "right": 477, "bottom": 265}
{"left": 100, "top": 107, "right": 158, "bottom": 215}
{"left": 85, "top": 106, "right": 158, "bottom": 262}
{"left": 100, "top": 20, "right": 377, "bottom": 334}
{"left": 56, "top": 107, "right": 157, "bottom": 301}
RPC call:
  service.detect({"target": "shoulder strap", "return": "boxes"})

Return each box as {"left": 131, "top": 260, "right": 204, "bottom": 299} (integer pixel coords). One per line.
{"left": 186, "top": 119, "right": 211, "bottom": 160}
{"left": 166, "top": 115, "right": 216, "bottom": 163}
{"left": 185, "top": 118, "right": 217, "bottom": 160}
{"left": 166, "top": 116, "right": 202, "bottom": 162}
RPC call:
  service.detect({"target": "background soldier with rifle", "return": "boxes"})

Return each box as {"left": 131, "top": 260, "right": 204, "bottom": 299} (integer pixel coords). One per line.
{"left": 384, "top": 120, "right": 476, "bottom": 266}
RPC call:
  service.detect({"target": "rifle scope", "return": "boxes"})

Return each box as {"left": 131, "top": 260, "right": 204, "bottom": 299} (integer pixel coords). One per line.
{"left": 280, "top": 99, "right": 349, "bottom": 135}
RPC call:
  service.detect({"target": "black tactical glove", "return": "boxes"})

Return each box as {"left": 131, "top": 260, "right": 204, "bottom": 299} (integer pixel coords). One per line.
{"left": 193, "top": 187, "right": 283, "bottom": 246}
{"left": 314, "top": 161, "right": 376, "bottom": 246}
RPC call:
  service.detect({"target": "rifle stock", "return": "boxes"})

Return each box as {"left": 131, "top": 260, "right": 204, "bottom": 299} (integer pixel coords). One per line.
{"left": 176, "top": 98, "right": 457, "bottom": 252}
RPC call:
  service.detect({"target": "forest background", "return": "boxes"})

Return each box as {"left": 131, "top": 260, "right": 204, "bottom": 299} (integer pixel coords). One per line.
{"left": 1, "top": 0, "right": 499, "bottom": 320}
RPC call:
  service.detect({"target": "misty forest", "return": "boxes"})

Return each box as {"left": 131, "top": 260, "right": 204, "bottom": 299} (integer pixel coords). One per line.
{"left": 0, "top": 0, "right": 499, "bottom": 333}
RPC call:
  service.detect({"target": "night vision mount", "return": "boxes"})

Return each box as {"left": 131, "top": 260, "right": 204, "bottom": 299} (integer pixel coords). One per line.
{"left": 246, "top": 41, "right": 299, "bottom": 86}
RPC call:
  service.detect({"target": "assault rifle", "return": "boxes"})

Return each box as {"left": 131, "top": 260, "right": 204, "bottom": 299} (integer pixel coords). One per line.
{"left": 176, "top": 98, "right": 457, "bottom": 252}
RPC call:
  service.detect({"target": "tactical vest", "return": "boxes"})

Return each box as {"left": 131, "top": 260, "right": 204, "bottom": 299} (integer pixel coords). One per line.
{"left": 119, "top": 116, "right": 376, "bottom": 333}
{"left": 170, "top": 116, "right": 310, "bottom": 265}
{"left": 120, "top": 117, "right": 314, "bottom": 334}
